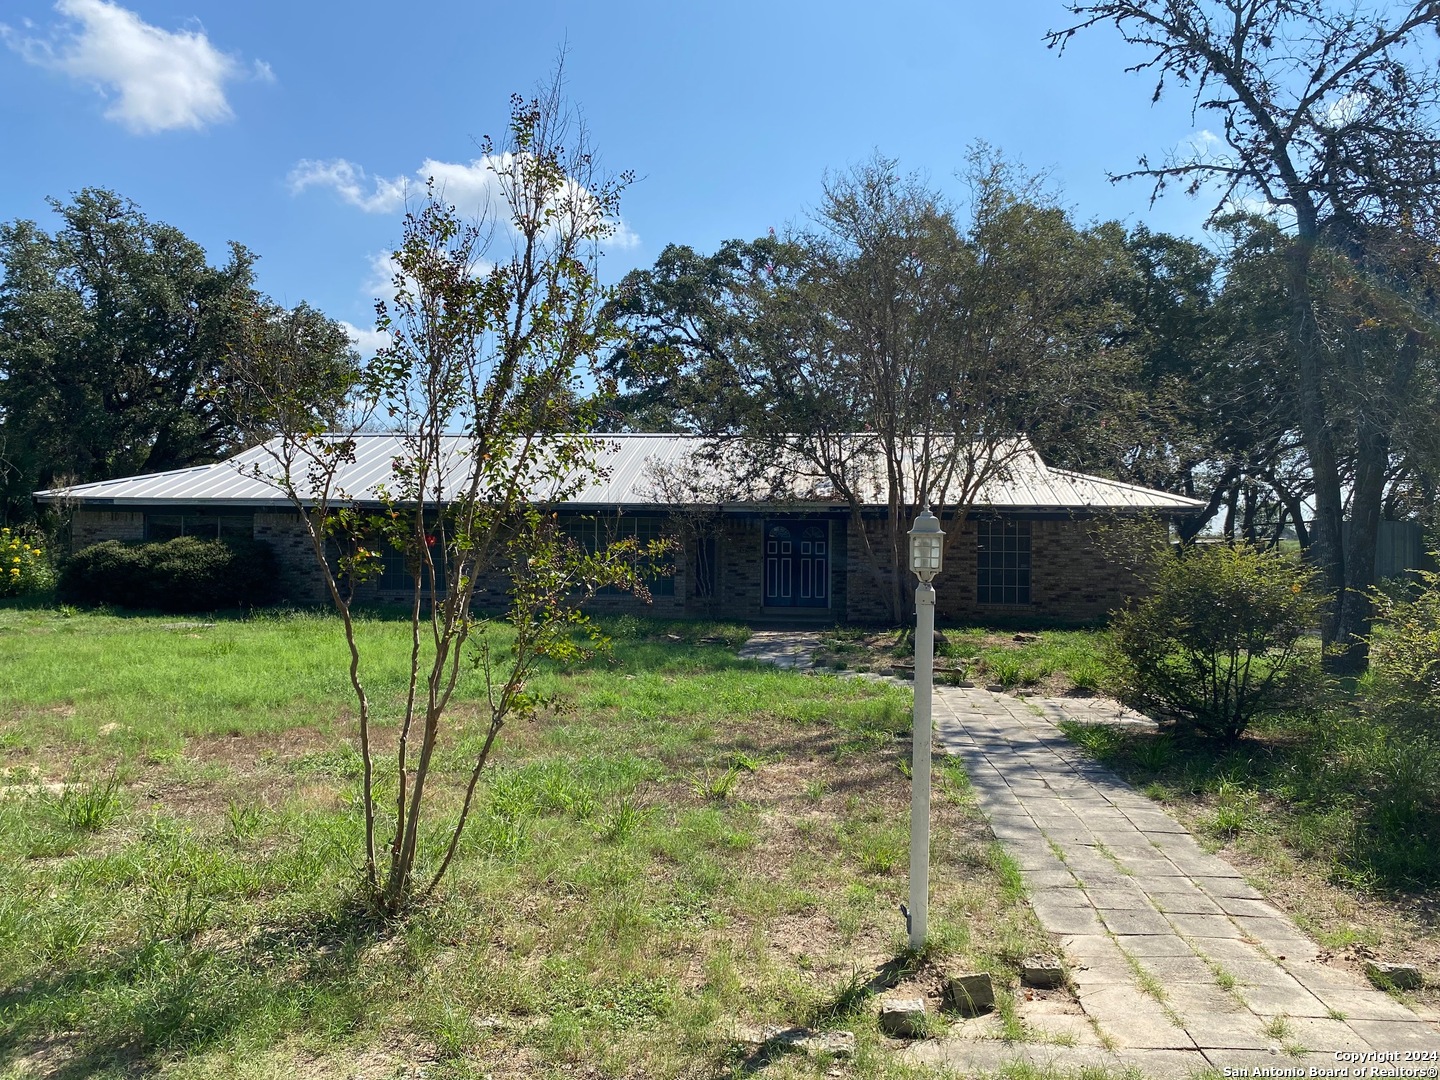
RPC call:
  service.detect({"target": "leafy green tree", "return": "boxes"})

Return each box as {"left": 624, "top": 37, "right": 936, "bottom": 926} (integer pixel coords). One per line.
{"left": 1049, "top": 0, "right": 1440, "bottom": 670}
{"left": 0, "top": 189, "right": 355, "bottom": 523}
{"left": 609, "top": 151, "right": 1141, "bottom": 621}
{"left": 228, "top": 75, "right": 662, "bottom": 916}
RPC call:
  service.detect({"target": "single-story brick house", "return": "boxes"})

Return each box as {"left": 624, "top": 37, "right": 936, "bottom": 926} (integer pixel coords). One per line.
{"left": 37, "top": 434, "right": 1203, "bottom": 624}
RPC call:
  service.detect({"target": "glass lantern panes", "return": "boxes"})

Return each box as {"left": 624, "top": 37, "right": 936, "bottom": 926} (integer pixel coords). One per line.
{"left": 910, "top": 532, "right": 943, "bottom": 575}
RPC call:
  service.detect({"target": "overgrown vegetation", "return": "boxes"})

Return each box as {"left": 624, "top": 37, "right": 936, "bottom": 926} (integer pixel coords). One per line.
{"left": 814, "top": 625, "right": 1107, "bottom": 694}
{"left": 56, "top": 536, "right": 279, "bottom": 612}
{"left": 0, "top": 609, "right": 1051, "bottom": 1077}
{"left": 0, "top": 526, "right": 52, "bottom": 598}
{"left": 1368, "top": 564, "right": 1440, "bottom": 738}
{"left": 1106, "top": 544, "right": 1324, "bottom": 740}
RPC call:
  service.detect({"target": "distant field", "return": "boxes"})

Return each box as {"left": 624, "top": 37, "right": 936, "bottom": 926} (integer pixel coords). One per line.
{"left": 0, "top": 608, "right": 1049, "bottom": 1079}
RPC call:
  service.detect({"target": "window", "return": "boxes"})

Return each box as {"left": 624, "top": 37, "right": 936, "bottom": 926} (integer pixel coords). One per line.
{"left": 377, "top": 534, "right": 446, "bottom": 592}
{"left": 562, "top": 514, "right": 676, "bottom": 596}
{"left": 976, "top": 518, "right": 1031, "bottom": 605}
{"left": 145, "top": 513, "right": 253, "bottom": 541}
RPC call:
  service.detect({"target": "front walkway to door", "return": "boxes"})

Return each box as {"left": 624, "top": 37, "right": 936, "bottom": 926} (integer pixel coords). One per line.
{"left": 735, "top": 629, "right": 1439, "bottom": 1076}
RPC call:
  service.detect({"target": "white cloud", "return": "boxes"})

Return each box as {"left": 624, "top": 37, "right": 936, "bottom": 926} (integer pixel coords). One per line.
{"left": 339, "top": 320, "right": 391, "bottom": 357}
{"left": 291, "top": 152, "right": 641, "bottom": 249}
{"left": 288, "top": 159, "right": 408, "bottom": 214}
{"left": 1, "top": 0, "right": 267, "bottom": 133}
{"left": 1321, "top": 91, "right": 1365, "bottom": 128}
{"left": 363, "top": 251, "right": 407, "bottom": 303}
{"left": 1178, "top": 128, "right": 1226, "bottom": 161}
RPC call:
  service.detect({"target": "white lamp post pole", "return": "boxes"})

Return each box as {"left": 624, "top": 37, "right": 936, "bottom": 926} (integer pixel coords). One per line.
{"left": 909, "top": 575, "right": 935, "bottom": 950}
{"left": 906, "top": 509, "right": 943, "bottom": 952}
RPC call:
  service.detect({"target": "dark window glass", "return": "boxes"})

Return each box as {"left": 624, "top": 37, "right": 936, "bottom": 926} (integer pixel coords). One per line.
{"left": 563, "top": 514, "right": 676, "bottom": 597}
{"left": 145, "top": 513, "right": 253, "bottom": 541}
{"left": 146, "top": 515, "right": 183, "bottom": 541}
{"left": 976, "top": 519, "right": 1031, "bottom": 605}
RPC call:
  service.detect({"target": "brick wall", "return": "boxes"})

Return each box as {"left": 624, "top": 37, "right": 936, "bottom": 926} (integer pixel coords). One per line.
{"left": 1028, "top": 517, "right": 1161, "bottom": 621}
{"left": 844, "top": 514, "right": 1161, "bottom": 625}
{"left": 716, "top": 517, "right": 764, "bottom": 620}
{"left": 714, "top": 515, "right": 849, "bottom": 622}
{"left": 253, "top": 511, "right": 330, "bottom": 603}
{"left": 71, "top": 510, "right": 145, "bottom": 548}
{"left": 70, "top": 505, "right": 1161, "bottom": 624}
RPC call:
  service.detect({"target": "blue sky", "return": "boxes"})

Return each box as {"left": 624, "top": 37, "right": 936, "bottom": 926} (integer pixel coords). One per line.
{"left": 1, "top": 0, "right": 1223, "bottom": 350}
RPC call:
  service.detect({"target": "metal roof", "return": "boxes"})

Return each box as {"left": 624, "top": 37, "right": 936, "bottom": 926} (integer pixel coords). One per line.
{"left": 35, "top": 433, "right": 1206, "bottom": 513}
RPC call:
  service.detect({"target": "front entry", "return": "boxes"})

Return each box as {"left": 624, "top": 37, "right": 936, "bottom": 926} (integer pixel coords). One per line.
{"left": 764, "top": 520, "right": 830, "bottom": 608}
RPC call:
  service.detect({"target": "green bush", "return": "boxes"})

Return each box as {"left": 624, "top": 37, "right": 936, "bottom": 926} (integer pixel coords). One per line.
{"left": 1367, "top": 563, "right": 1440, "bottom": 733}
{"left": 57, "top": 537, "right": 279, "bottom": 612}
{"left": 1107, "top": 544, "right": 1324, "bottom": 741}
{"left": 0, "top": 527, "right": 55, "bottom": 597}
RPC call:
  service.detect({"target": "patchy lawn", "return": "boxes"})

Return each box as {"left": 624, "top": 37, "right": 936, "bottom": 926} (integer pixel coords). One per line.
{"left": 0, "top": 608, "right": 1054, "bottom": 1079}
{"left": 1056, "top": 714, "right": 1440, "bottom": 1016}
{"left": 813, "top": 626, "right": 1107, "bottom": 695}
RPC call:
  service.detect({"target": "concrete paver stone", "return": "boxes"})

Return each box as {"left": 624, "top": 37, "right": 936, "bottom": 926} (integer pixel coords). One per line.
{"left": 741, "top": 637, "right": 1439, "bottom": 1072}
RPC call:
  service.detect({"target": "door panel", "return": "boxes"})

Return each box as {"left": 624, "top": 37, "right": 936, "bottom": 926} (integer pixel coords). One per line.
{"left": 765, "top": 520, "right": 830, "bottom": 608}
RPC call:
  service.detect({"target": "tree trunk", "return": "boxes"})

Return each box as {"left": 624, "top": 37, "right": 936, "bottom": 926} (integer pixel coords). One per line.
{"left": 1330, "top": 330, "right": 1421, "bottom": 674}
{"left": 1286, "top": 237, "right": 1347, "bottom": 657}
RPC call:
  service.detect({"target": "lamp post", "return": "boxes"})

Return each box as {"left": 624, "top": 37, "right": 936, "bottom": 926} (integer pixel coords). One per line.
{"left": 906, "top": 508, "right": 943, "bottom": 950}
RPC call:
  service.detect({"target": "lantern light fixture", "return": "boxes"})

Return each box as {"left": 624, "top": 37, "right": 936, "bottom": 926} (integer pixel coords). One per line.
{"left": 908, "top": 508, "right": 944, "bottom": 582}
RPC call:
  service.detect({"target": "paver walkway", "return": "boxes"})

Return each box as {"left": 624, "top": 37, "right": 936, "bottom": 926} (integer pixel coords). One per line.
{"left": 737, "top": 629, "right": 822, "bottom": 671}
{"left": 915, "top": 684, "right": 1439, "bottom": 1075}
{"left": 739, "top": 631, "right": 1439, "bottom": 1075}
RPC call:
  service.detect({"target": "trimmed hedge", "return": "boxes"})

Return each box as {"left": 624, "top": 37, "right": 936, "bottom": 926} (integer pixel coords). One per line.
{"left": 58, "top": 537, "right": 280, "bottom": 612}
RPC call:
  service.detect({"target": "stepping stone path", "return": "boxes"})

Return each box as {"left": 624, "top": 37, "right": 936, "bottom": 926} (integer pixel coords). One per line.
{"left": 738, "top": 632, "right": 1440, "bottom": 1077}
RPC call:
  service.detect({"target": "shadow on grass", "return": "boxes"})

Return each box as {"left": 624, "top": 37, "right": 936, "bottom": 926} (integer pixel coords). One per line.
{"left": 1057, "top": 715, "right": 1440, "bottom": 892}
{"left": 0, "top": 898, "right": 391, "bottom": 1078}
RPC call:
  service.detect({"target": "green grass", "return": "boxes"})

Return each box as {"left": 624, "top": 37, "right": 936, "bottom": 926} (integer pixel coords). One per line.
{"left": 1055, "top": 708, "right": 1440, "bottom": 891}
{"left": 0, "top": 607, "right": 1051, "bottom": 1078}
{"left": 816, "top": 625, "right": 1109, "bottom": 693}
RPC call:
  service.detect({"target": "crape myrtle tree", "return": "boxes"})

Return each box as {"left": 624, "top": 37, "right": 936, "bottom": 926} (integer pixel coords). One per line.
{"left": 223, "top": 76, "right": 663, "bottom": 916}
{"left": 1048, "top": 0, "right": 1440, "bottom": 670}
{"left": 0, "top": 189, "right": 356, "bottom": 524}
{"left": 607, "top": 151, "right": 1139, "bottom": 623}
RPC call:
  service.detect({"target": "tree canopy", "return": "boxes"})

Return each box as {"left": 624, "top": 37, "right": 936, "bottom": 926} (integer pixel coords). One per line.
{"left": 0, "top": 189, "right": 357, "bottom": 523}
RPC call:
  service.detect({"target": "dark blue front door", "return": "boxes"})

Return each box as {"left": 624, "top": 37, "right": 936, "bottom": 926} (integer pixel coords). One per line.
{"left": 764, "top": 520, "right": 829, "bottom": 608}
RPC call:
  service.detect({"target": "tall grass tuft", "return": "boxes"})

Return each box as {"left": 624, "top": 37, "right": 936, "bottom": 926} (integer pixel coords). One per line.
{"left": 61, "top": 774, "right": 124, "bottom": 831}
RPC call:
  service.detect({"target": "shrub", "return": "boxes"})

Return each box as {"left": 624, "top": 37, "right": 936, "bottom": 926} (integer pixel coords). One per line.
{"left": 1367, "top": 563, "right": 1440, "bottom": 733}
{"left": 0, "top": 527, "right": 55, "bottom": 598}
{"left": 57, "top": 537, "right": 279, "bottom": 612}
{"left": 1107, "top": 544, "right": 1324, "bottom": 741}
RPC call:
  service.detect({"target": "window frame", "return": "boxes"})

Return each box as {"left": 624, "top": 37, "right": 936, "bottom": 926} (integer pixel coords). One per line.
{"left": 975, "top": 517, "right": 1032, "bottom": 606}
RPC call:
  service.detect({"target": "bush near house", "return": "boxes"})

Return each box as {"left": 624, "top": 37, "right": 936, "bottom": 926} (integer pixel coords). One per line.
{"left": 0, "top": 527, "right": 54, "bottom": 598}
{"left": 57, "top": 536, "right": 279, "bottom": 612}
{"left": 1106, "top": 543, "right": 1325, "bottom": 741}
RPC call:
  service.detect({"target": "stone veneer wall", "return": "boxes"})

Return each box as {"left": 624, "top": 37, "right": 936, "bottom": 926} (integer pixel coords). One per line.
{"left": 844, "top": 514, "right": 1161, "bottom": 625}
